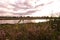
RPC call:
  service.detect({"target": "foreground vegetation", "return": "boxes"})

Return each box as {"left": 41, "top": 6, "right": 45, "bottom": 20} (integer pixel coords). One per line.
{"left": 0, "top": 18, "right": 60, "bottom": 40}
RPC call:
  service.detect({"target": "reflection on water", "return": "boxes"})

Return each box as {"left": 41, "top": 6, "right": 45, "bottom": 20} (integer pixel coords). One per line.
{"left": 0, "top": 19, "right": 49, "bottom": 24}
{"left": 32, "top": 19, "right": 49, "bottom": 23}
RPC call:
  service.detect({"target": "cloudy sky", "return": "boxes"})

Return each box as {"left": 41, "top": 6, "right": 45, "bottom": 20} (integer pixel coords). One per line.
{"left": 0, "top": 0, "right": 60, "bottom": 24}
{"left": 0, "top": 0, "right": 60, "bottom": 17}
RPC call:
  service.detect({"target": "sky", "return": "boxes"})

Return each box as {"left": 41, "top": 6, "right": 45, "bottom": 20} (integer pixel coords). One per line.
{"left": 0, "top": 0, "right": 60, "bottom": 23}
{"left": 0, "top": 0, "right": 60, "bottom": 17}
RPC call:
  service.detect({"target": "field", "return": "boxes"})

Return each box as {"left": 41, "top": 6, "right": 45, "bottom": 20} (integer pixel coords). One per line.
{"left": 0, "top": 20, "right": 60, "bottom": 40}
